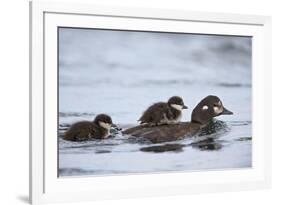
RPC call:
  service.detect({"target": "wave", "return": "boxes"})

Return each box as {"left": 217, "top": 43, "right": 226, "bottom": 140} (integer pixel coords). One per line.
{"left": 59, "top": 112, "right": 96, "bottom": 117}
{"left": 215, "top": 82, "right": 251, "bottom": 88}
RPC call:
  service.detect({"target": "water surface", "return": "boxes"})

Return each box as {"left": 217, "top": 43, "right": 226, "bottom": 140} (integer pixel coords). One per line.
{"left": 58, "top": 28, "right": 252, "bottom": 176}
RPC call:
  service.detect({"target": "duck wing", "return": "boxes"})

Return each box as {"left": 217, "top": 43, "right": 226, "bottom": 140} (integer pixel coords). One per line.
{"left": 123, "top": 122, "right": 200, "bottom": 143}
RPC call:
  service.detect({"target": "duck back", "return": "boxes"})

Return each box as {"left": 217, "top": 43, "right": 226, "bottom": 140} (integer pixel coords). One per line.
{"left": 123, "top": 122, "right": 200, "bottom": 143}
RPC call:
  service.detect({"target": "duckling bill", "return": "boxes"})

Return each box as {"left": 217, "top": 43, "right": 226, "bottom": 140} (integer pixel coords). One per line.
{"left": 63, "top": 114, "right": 114, "bottom": 141}
{"left": 123, "top": 95, "right": 233, "bottom": 143}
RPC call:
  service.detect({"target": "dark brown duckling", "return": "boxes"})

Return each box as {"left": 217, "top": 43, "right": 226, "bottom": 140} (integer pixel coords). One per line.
{"left": 123, "top": 95, "right": 233, "bottom": 143}
{"left": 63, "top": 114, "right": 113, "bottom": 141}
{"left": 138, "top": 96, "right": 188, "bottom": 126}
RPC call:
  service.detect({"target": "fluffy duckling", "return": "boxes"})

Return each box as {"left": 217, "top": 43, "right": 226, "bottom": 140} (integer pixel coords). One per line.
{"left": 138, "top": 96, "right": 188, "bottom": 126}
{"left": 63, "top": 114, "right": 113, "bottom": 141}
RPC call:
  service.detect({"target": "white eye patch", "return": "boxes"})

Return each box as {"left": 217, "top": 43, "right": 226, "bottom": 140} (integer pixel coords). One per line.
{"left": 99, "top": 122, "right": 112, "bottom": 130}
{"left": 202, "top": 105, "right": 209, "bottom": 110}
{"left": 171, "top": 104, "right": 183, "bottom": 111}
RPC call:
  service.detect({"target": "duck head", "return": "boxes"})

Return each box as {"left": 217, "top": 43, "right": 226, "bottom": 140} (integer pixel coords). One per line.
{"left": 94, "top": 114, "right": 113, "bottom": 130}
{"left": 168, "top": 96, "right": 188, "bottom": 111}
{"left": 191, "top": 95, "right": 233, "bottom": 125}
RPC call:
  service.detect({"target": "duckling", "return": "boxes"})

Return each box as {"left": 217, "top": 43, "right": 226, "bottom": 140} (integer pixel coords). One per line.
{"left": 63, "top": 114, "right": 113, "bottom": 141}
{"left": 123, "top": 95, "right": 233, "bottom": 143}
{"left": 138, "top": 96, "right": 188, "bottom": 126}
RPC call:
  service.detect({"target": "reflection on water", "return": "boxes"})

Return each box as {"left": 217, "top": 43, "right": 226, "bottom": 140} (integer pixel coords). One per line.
{"left": 236, "top": 137, "right": 252, "bottom": 141}
{"left": 58, "top": 28, "right": 252, "bottom": 176}
{"left": 59, "top": 119, "right": 252, "bottom": 176}
{"left": 140, "top": 144, "right": 186, "bottom": 153}
{"left": 190, "top": 138, "right": 223, "bottom": 151}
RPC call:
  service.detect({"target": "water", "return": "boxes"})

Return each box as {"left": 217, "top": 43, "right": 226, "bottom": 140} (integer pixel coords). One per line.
{"left": 58, "top": 28, "right": 252, "bottom": 177}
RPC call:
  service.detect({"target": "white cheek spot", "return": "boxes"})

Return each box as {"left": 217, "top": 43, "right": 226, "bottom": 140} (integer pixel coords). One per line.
{"left": 214, "top": 106, "right": 219, "bottom": 113}
{"left": 171, "top": 104, "right": 183, "bottom": 111}
{"left": 214, "top": 106, "right": 223, "bottom": 114}
{"left": 202, "top": 105, "right": 208, "bottom": 110}
{"left": 99, "top": 122, "right": 111, "bottom": 130}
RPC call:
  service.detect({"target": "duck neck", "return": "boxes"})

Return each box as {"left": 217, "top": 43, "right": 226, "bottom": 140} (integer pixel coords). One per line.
{"left": 191, "top": 119, "right": 202, "bottom": 125}
{"left": 191, "top": 119, "right": 214, "bottom": 128}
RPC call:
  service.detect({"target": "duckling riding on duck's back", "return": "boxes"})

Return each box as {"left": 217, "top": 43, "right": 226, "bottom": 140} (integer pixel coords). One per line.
{"left": 123, "top": 95, "right": 233, "bottom": 143}
{"left": 138, "top": 96, "right": 188, "bottom": 126}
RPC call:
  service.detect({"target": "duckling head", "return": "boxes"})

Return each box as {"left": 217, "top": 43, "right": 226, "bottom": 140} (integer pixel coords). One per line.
{"left": 168, "top": 96, "right": 188, "bottom": 111}
{"left": 94, "top": 114, "right": 113, "bottom": 130}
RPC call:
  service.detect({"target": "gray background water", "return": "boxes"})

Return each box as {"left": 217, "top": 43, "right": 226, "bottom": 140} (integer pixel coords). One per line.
{"left": 58, "top": 28, "right": 252, "bottom": 176}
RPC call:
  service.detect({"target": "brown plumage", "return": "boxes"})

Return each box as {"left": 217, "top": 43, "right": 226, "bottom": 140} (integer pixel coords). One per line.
{"left": 123, "top": 122, "right": 201, "bottom": 143}
{"left": 63, "top": 114, "right": 113, "bottom": 141}
{"left": 124, "top": 95, "right": 233, "bottom": 143}
{"left": 138, "top": 96, "right": 188, "bottom": 125}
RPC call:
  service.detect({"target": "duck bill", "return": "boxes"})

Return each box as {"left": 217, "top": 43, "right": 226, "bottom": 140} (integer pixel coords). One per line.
{"left": 182, "top": 105, "right": 188, "bottom": 109}
{"left": 221, "top": 107, "right": 233, "bottom": 115}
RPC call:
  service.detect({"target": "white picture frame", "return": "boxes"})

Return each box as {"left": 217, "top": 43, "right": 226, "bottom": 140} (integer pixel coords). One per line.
{"left": 29, "top": 1, "right": 272, "bottom": 204}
